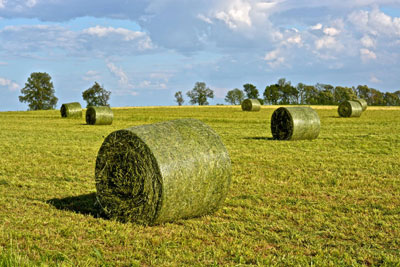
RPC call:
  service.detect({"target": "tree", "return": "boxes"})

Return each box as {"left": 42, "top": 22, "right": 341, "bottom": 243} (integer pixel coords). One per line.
{"left": 333, "top": 86, "right": 357, "bottom": 104}
{"left": 315, "top": 83, "right": 334, "bottom": 104}
{"left": 82, "top": 82, "right": 111, "bottom": 107}
{"left": 276, "top": 78, "right": 298, "bottom": 104}
{"left": 174, "top": 91, "right": 184, "bottom": 106}
{"left": 19, "top": 72, "right": 58, "bottom": 110}
{"left": 384, "top": 92, "right": 400, "bottom": 106}
{"left": 264, "top": 84, "right": 280, "bottom": 104}
{"left": 186, "top": 82, "right": 214, "bottom": 105}
{"left": 243, "top": 83, "right": 259, "bottom": 99}
{"left": 225, "top": 88, "right": 244, "bottom": 105}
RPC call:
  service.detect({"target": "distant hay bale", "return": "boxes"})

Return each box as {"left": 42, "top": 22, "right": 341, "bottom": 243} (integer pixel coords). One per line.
{"left": 271, "top": 107, "right": 320, "bottom": 140}
{"left": 241, "top": 99, "right": 261, "bottom": 111}
{"left": 60, "top": 102, "right": 82, "bottom": 118}
{"left": 95, "top": 118, "right": 231, "bottom": 225}
{"left": 86, "top": 106, "right": 113, "bottom": 125}
{"left": 355, "top": 98, "right": 367, "bottom": 111}
{"left": 338, "top": 100, "right": 363, "bottom": 117}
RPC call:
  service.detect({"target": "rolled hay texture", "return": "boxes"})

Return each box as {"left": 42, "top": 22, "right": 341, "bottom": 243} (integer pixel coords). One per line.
{"left": 241, "top": 99, "right": 261, "bottom": 111}
{"left": 338, "top": 100, "right": 363, "bottom": 117}
{"left": 271, "top": 107, "right": 320, "bottom": 140}
{"left": 60, "top": 102, "right": 82, "bottom": 118}
{"left": 86, "top": 106, "right": 113, "bottom": 125}
{"left": 95, "top": 118, "right": 231, "bottom": 225}
{"left": 355, "top": 98, "right": 367, "bottom": 111}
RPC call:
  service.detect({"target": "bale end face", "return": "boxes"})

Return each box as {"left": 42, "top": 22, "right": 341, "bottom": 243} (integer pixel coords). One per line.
{"left": 96, "top": 130, "right": 162, "bottom": 224}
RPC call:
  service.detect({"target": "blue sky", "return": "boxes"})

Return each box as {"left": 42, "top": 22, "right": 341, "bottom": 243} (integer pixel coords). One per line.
{"left": 1, "top": 0, "right": 400, "bottom": 111}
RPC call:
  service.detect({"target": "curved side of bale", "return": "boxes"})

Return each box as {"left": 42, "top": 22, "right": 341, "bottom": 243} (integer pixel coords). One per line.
{"left": 338, "top": 101, "right": 363, "bottom": 117}
{"left": 241, "top": 99, "right": 261, "bottom": 112}
{"left": 86, "top": 106, "right": 113, "bottom": 125}
{"left": 355, "top": 98, "right": 367, "bottom": 111}
{"left": 95, "top": 118, "right": 231, "bottom": 225}
{"left": 60, "top": 102, "right": 82, "bottom": 118}
{"left": 271, "top": 107, "right": 320, "bottom": 140}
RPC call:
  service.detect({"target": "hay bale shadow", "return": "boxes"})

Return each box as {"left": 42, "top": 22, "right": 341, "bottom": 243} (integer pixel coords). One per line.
{"left": 244, "top": 136, "right": 274, "bottom": 140}
{"left": 47, "top": 193, "right": 106, "bottom": 219}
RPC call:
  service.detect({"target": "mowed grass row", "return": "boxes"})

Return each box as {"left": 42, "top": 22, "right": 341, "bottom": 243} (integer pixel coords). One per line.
{"left": 0, "top": 106, "right": 399, "bottom": 266}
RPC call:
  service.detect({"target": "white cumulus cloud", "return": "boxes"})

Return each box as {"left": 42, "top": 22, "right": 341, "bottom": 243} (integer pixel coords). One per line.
{"left": 360, "top": 48, "right": 377, "bottom": 62}
{"left": 106, "top": 62, "right": 133, "bottom": 89}
{"left": 0, "top": 77, "right": 19, "bottom": 91}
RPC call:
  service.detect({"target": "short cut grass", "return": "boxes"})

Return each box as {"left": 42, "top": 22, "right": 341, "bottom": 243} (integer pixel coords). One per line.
{"left": 271, "top": 107, "right": 320, "bottom": 140}
{"left": 338, "top": 100, "right": 363, "bottom": 117}
{"left": 86, "top": 106, "right": 113, "bottom": 125}
{"left": 60, "top": 102, "right": 82, "bottom": 118}
{"left": 95, "top": 118, "right": 232, "bottom": 225}
{"left": 241, "top": 99, "right": 261, "bottom": 112}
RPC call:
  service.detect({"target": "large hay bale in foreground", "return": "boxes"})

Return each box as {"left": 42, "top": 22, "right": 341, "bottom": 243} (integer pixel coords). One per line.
{"left": 271, "top": 107, "right": 320, "bottom": 140}
{"left": 86, "top": 106, "right": 113, "bottom": 125}
{"left": 338, "top": 100, "right": 363, "bottom": 117}
{"left": 355, "top": 98, "right": 367, "bottom": 111}
{"left": 60, "top": 102, "right": 82, "bottom": 118}
{"left": 241, "top": 99, "right": 261, "bottom": 111}
{"left": 95, "top": 118, "right": 231, "bottom": 225}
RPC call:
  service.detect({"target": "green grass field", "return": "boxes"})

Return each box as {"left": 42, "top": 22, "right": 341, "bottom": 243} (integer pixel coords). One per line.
{"left": 0, "top": 105, "right": 399, "bottom": 266}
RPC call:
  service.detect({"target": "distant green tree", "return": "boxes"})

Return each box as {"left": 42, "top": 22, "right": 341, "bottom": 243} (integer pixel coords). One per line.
{"left": 333, "top": 86, "right": 357, "bottom": 104}
{"left": 19, "top": 72, "right": 58, "bottom": 110}
{"left": 315, "top": 83, "right": 335, "bottom": 104}
{"left": 225, "top": 88, "right": 245, "bottom": 105}
{"left": 82, "top": 82, "right": 111, "bottom": 107}
{"left": 303, "top": 85, "right": 319, "bottom": 104}
{"left": 243, "top": 83, "right": 259, "bottom": 99}
{"left": 277, "top": 78, "right": 298, "bottom": 104}
{"left": 369, "top": 88, "right": 385, "bottom": 106}
{"left": 264, "top": 84, "right": 280, "bottom": 104}
{"left": 174, "top": 91, "right": 184, "bottom": 106}
{"left": 186, "top": 82, "right": 214, "bottom": 105}
{"left": 356, "top": 85, "right": 371, "bottom": 101}
{"left": 384, "top": 92, "right": 400, "bottom": 106}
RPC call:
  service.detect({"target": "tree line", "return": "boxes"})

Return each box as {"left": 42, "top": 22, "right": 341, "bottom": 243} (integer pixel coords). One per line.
{"left": 177, "top": 78, "right": 400, "bottom": 106}
{"left": 19, "top": 72, "right": 111, "bottom": 110}
{"left": 16, "top": 72, "right": 400, "bottom": 110}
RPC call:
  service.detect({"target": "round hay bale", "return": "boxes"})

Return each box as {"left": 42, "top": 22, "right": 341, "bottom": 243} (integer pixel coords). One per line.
{"left": 60, "top": 102, "right": 82, "bottom": 118}
{"left": 95, "top": 118, "right": 231, "bottom": 225}
{"left": 86, "top": 106, "right": 113, "bottom": 125}
{"left": 241, "top": 99, "right": 261, "bottom": 111}
{"left": 355, "top": 98, "right": 367, "bottom": 111}
{"left": 271, "top": 107, "right": 320, "bottom": 140}
{"left": 338, "top": 100, "right": 363, "bottom": 117}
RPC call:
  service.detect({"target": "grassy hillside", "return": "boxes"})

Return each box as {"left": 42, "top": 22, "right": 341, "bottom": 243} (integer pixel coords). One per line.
{"left": 0, "top": 106, "right": 399, "bottom": 266}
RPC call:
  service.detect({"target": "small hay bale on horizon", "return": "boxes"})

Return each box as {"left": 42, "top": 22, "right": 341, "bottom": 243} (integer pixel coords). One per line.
{"left": 60, "top": 102, "right": 82, "bottom": 118}
{"left": 271, "top": 106, "right": 320, "bottom": 141}
{"left": 86, "top": 106, "right": 113, "bottom": 125}
{"left": 338, "top": 100, "right": 363, "bottom": 117}
{"left": 95, "top": 118, "right": 231, "bottom": 225}
{"left": 241, "top": 99, "right": 261, "bottom": 112}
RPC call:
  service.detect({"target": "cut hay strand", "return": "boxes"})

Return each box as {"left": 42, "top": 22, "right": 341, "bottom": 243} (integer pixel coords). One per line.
{"left": 95, "top": 118, "right": 231, "bottom": 225}
{"left": 355, "top": 98, "right": 367, "bottom": 111}
{"left": 86, "top": 106, "right": 113, "bottom": 125}
{"left": 338, "top": 100, "right": 363, "bottom": 117}
{"left": 60, "top": 102, "right": 82, "bottom": 118}
{"left": 241, "top": 99, "right": 261, "bottom": 111}
{"left": 271, "top": 107, "right": 320, "bottom": 140}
